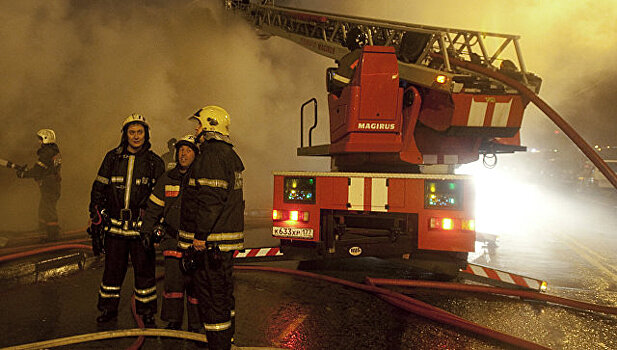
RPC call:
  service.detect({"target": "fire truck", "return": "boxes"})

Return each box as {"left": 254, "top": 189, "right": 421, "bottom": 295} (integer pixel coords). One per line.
{"left": 226, "top": 1, "right": 542, "bottom": 275}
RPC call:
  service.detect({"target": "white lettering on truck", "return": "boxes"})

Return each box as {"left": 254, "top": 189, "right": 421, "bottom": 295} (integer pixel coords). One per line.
{"left": 357, "top": 122, "right": 395, "bottom": 130}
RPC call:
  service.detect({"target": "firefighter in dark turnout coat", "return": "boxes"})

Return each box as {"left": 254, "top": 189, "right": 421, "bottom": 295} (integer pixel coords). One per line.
{"left": 17, "top": 129, "right": 62, "bottom": 242}
{"left": 89, "top": 114, "right": 165, "bottom": 325}
{"left": 181, "top": 105, "right": 244, "bottom": 350}
{"left": 141, "top": 134, "right": 201, "bottom": 332}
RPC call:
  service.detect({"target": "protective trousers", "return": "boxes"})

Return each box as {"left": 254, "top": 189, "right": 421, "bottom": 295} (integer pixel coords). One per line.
{"left": 193, "top": 250, "right": 234, "bottom": 350}
{"left": 160, "top": 237, "right": 200, "bottom": 329}
{"left": 38, "top": 182, "right": 60, "bottom": 241}
{"left": 98, "top": 235, "right": 157, "bottom": 316}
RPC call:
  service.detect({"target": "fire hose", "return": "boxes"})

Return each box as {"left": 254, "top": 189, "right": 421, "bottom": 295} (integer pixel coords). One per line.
{"left": 440, "top": 54, "right": 617, "bottom": 191}
{"left": 0, "top": 158, "right": 25, "bottom": 172}
{"left": 3, "top": 245, "right": 617, "bottom": 349}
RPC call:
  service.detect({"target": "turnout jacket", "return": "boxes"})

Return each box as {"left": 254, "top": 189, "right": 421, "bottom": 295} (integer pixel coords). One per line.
{"left": 180, "top": 138, "right": 244, "bottom": 252}
{"left": 90, "top": 146, "right": 165, "bottom": 238}
{"left": 141, "top": 166, "right": 186, "bottom": 241}
{"left": 23, "top": 143, "right": 62, "bottom": 190}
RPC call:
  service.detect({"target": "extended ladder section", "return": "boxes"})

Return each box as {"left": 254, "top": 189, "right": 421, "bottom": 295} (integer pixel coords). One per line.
{"left": 226, "top": 1, "right": 541, "bottom": 94}
{"left": 226, "top": 1, "right": 541, "bottom": 168}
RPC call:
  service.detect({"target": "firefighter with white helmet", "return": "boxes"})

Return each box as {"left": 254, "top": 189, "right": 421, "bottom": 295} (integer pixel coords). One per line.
{"left": 140, "top": 134, "right": 201, "bottom": 332}
{"left": 181, "top": 105, "right": 244, "bottom": 350}
{"left": 88, "top": 113, "right": 165, "bottom": 325}
{"left": 16, "top": 129, "right": 62, "bottom": 242}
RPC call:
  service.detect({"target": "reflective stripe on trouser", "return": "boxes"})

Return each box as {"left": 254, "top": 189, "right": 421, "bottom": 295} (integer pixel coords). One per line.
{"left": 194, "top": 251, "right": 234, "bottom": 350}
{"left": 97, "top": 235, "right": 157, "bottom": 315}
{"left": 161, "top": 238, "right": 200, "bottom": 328}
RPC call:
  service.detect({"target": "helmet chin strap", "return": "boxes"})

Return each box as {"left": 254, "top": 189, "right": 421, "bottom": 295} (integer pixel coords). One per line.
{"left": 196, "top": 130, "right": 208, "bottom": 144}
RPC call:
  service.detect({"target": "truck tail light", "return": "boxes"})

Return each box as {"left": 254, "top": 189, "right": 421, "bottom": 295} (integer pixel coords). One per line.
{"left": 430, "top": 217, "right": 475, "bottom": 232}
{"left": 273, "top": 210, "right": 310, "bottom": 222}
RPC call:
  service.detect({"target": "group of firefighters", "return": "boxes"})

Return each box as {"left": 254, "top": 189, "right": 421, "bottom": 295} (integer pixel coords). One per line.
{"left": 14, "top": 105, "right": 243, "bottom": 350}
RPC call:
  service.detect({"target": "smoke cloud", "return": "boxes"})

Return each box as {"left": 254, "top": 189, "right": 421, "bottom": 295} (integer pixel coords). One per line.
{"left": 1, "top": 0, "right": 615, "bottom": 233}
{"left": 0, "top": 0, "right": 331, "bottom": 231}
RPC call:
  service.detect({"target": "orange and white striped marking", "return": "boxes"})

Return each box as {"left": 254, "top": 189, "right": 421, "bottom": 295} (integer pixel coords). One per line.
{"left": 461, "top": 263, "right": 546, "bottom": 291}
{"left": 233, "top": 247, "right": 283, "bottom": 258}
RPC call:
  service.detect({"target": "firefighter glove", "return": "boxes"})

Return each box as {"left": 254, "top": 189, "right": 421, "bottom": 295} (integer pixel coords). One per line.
{"left": 141, "top": 232, "right": 153, "bottom": 251}
{"left": 87, "top": 226, "right": 105, "bottom": 256}
{"left": 181, "top": 247, "right": 200, "bottom": 273}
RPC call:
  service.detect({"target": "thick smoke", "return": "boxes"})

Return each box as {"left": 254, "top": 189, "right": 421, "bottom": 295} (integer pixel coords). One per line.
{"left": 0, "top": 0, "right": 330, "bottom": 232}
{"left": 1, "top": 0, "right": 616, "bottom": 234}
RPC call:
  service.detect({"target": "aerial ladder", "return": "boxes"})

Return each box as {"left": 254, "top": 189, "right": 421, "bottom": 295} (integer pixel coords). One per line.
{"left": 224, "top": 1, "right": 616, "bottom": 275}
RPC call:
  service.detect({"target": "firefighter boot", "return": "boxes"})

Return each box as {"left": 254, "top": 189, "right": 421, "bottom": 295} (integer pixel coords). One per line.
{"left": 96, "top": 309, "right": 118, "bottom": 323}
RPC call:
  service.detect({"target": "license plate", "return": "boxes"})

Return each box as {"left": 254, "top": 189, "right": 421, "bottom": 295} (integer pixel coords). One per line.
{"left": 272, "top": 226, "right": 314, "bottom": 239}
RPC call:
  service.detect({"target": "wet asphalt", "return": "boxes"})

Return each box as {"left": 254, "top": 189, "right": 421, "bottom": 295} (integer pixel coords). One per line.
{"left": 0, "top": 193, "right": 616, "bottom": 349}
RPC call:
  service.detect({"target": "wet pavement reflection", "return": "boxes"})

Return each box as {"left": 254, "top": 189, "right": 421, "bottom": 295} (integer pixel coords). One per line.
{"left": 0, "top": 192, "right": 616, "bottom": 349}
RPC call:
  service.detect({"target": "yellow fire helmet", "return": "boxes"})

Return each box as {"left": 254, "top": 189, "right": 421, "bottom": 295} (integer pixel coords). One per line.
{"left": 121, "top": 113, "right": 149, "bottom": 131}
{"left": 37, "top": 129, "right": 56, "bottom": 144}
{"left": 189, "top": 105, "right": 231, "bottom": 136}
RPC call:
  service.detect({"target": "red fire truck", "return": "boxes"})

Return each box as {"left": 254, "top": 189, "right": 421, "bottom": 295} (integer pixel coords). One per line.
{"left": 227, "top": 2, "right": 542, "bottom": 274}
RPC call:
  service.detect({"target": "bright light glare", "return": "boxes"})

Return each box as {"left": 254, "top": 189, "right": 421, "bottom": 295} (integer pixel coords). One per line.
{"left": 442, "top": 218, "right": 454, "bottom": 230}
{"left": 435, "top": 75, "right": 447, "bottom": 84}
{"left": 289, "top": 211, "right": 299, "bottom": 221}
{"left": 456, "top": 162, "right": 546, "bottom": 237}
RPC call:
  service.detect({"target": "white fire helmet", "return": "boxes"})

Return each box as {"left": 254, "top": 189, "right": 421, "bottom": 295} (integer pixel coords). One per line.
{"left": 175, "top": 134, "right": 199, "bottom": 155}
{"left": 121, "top": 113, "right": 149, "bottom": 131}
{"left": 189, "top": 105, "right": 231, "bottom": 136}
{"left": 37, "top": 129, "right": 56, "bottom": 144}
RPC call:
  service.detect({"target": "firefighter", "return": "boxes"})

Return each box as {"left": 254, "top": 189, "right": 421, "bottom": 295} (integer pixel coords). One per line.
{"left": 160, "top": 137, "right": 178, "bottom": 170}
{"left": 16, "top": 129, "right": 62, "bottom": 242}
{"left": 140, "top": 134, "right": 201, "bottom": 332}
{"left": 181, "top": 105, "right": 244, "bottom": 350}
{"left": 330, "top": 48, "right": 362, "bottom": 92}
{"left": 88, "top": 113, "right": 165, "bottom": 326}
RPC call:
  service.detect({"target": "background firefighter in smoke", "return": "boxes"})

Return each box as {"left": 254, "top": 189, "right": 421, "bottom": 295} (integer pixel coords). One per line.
{"left": 140, "top": 134, "right": 201, "bottom": 332}
{"left": 14, "top": 129, "right": 62, "bottom": 242}
{"left": 88, "top": 113, "right": 165, "bottom": 326}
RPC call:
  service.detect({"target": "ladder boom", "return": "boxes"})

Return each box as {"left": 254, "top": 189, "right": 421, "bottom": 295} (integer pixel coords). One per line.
{"left": 226, "top": 2, "right": 541, "bottom": 93}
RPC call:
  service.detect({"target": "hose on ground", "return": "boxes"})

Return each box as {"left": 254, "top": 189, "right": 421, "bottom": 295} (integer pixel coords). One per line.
{"left": 0, "top": 244, "right": 93, "bottom": 263}
{"left": 1, "top": 329, "right": 207, "bottom": 350}
{"left": 0, "top": 237, "right": 90, "bottom": 256}
{"left": 235, "top": 265, "right": 550, "bottom": 350}
{"left": 366, "top": 277, "right": 617, "bottom": 315}
{"left": 3, "top": 244, "right": 612, "bottom": 349}
{"left": 126, "top": 272, "right": 167, "bottom": 350}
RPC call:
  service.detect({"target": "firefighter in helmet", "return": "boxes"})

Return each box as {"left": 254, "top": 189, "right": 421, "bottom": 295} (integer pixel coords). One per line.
{"left": 140, "top": 134, "right": 201, "bottom": 332}
{"left": 88, "top": 113, "right": 165, "bottom": 325}
{"left": 16, "top": 129, "right": 62, "bottom": 242}
{"left": 180, "top": 105, "right": 244, "bottom": 350}
{"left": 160, "top": 137, "right": 178, "bottom": 170}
